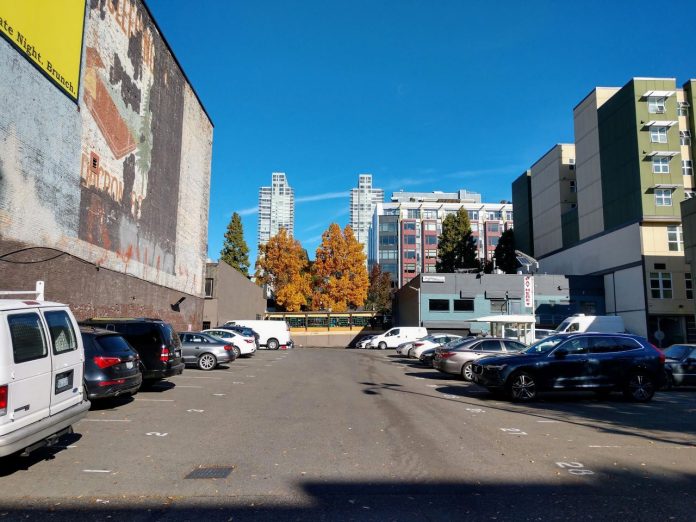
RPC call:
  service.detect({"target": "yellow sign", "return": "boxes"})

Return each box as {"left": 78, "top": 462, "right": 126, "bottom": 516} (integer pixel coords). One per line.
{"left": 0, "top": 0, "right": 86, "bottom": 101}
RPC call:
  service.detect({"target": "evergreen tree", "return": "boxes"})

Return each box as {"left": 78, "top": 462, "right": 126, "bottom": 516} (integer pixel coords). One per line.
{"left": 436, "top": 208, "right": 479, "bottom": 273}
{"left": 220, "top": 212, "right": 250, "bottom": 275}
{"left": 365, "top": 263, "right": 393, "bottom": 313}
{"left": 493, "top": 229, "right": 518, "bottom": 274}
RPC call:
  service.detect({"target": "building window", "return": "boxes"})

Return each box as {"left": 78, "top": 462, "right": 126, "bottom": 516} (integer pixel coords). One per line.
{"left": 470, "top": 223, "right": 479, "bottom": 232}
{"left": 487, "top": 211, "right": 502, "bottom": 220}
{"left": 505, "top": 211, "right": 513, "bottom": 221}
{"left": 667, "top": 225, "right": 683, "bottom": 251}
{"left": 202, "top": 321, "right": 211, "bottom": 330}
{"left": 487, "top": 222, "right": 500, "bottom": 233}
{"left": 429, "top": 299, "right": 450, "bottom": 312}
{"left": 379, "top": 222, "right": 397, "bottom": 233}
{"left": 404, "top": 235, "right": 416, "bottom": 245}
{"left": 686, "top": 189, "right": 696, "bottom": 199}
{"left": 453, "top": 299, "right": 474, "bottom": 312}
{"left": 404, "top": 264, "right": 417, "bottom": 274}
{"left": 424, "top": 222, "right": 437, "bottom": 231}
{"left": 425, "top": 265, "right": 437, "bottom": 272}
{"left": 650, "top": 126, "right": 668, "bottom": 143}
{"left": 650, "top": 272, "right": 672, "bottom": 299}
{"left": 380, "top": 235, "right": 397, "bottom": 246}
{"left": 488, "top": 237, "right": 499, "bottom": 247}
{"left": 425, "top": 235, "right": 437, "bottom": 245}
{"left": 678, "top": 102, "right": 690, "bottom": 117}
{"left": 648, "top": 96, "right": 666, "bottom": 114}
{"left": 652, "top": 157, "right": 670, "bottom": 174}
{"left": 407, "top": 209, "right": 420, "bottom": 219}
{"left": 422, "top": 209, "right": 437, "bottom": 219}
{"left": 380, "top": 249, "right": 398, "bottom": 260}
{"left": 404, "top": 250, "right": 417, "bottom": 259}
{"left": 680, "top": 130, "right": 692, "bottom": 146}
{"left": 655, "top": 188, "right": 672, "bottom": 206}
{"left": 569, "top": 180, "right": 576, "bottom": 193}
{"left": 467, "top": 210, "right": 478, "bottom": 221}
{"left": 403, "top": 221, "right": 416, "bottom": 230}
{"left": 686, "top": 273, "right": 693, "bottom": 300}
{"left": 683, "top": 160, "right": 693, "bottom": 176}
{"left": 425, "top": 249, "right": 437, "bottom": 259}
{"left": 205, "top": 278, "right": 214, "bottom": 298}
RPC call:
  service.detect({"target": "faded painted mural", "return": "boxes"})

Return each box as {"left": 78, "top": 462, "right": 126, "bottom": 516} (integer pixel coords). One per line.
{"left": 0, "top": 0, "right": 212, "bottom": 297}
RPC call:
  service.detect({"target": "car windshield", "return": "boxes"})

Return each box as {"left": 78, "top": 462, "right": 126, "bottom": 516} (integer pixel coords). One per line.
{"left": 663, "top": 345, "right": 691, "bottom": 360}
{"left": 444, "top": 338, "right": 476, "bottom": 350}
{"left": 524, "top": 335, "right": 565, "bottom": 355}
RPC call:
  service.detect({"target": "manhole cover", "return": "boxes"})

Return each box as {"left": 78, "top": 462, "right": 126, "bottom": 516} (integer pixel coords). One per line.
{"left": 185, "top": 466, "right": 234, "bottom": 479}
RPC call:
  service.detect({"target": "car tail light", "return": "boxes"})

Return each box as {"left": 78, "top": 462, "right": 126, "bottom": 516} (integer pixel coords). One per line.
{"left": 415, "top": 342, "right": 424, "bottom": 347}
{"left": 223, "top": 344, "right": 233, "bottom": 351}
{"left": 0, "top": 385, "right": 7, "bottom": 416}
{"left": 94, "top": 356, "right": 122, "bottom": 369}
{"left": 245, "top": 339, "right": 253, "bottom": 343}
{"left": 160, "top": 347, "right": 170, "bottom": 362}
{"left": 649, "top": 343, "right": 666, "bottom": 363}
{"left": 98, "top": 379, "right": 126, "bottom": 387}
{"left": 440, "top": 352, "right": 453, "bottom": 359}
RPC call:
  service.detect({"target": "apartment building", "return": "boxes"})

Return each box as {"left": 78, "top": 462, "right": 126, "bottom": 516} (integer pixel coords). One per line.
{"left": 258, "top": 172, "right": 295, "bottom": 245}
{"left": 369, "top": 190, "right": 513, "bottom": 288}
{"left": 513, "top": 77, "right": 696, "bottom": 346}
{"left": 349, "top": 174, "right": 384, "bottom": 260}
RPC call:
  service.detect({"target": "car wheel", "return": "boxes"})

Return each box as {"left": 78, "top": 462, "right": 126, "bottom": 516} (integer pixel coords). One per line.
{"left": 624, "top": 372, "right": 655, "bottom": 402}
{"left": 508, "top": 371, "right": 537, "bottom": 402}
{"left": 663, "top": 370, "right": 675, "bottom": 390}
{"left": 197, "top": 353, "right": 217, "bottom": 371}
{"left": 461, "top": 362, "right": 474, "bottom": 382}
{"left": 233, "top": 346, "right": 241, "bottom": 358}
{"left": 379, "top": 341, "right": 387, "bottom": 350}
{"left": 267, "top": 338, "right": 280, "bottom": 350}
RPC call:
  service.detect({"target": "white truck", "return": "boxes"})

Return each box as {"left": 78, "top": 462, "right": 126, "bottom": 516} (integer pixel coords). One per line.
{"left": 554, "top": 314, "right": 625, "bottom": 334}
{"left": 367, "top": 327, "right": 428, "bottom": 350}
{"left": 224, "top": 320, "right": 292, "bottom": 350}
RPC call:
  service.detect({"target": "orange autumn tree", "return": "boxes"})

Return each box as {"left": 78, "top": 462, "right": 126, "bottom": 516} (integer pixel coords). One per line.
{"left": 312, "top": 224, "right": 369, "bottom": 312}
{"left": 255, "top": 228, "right": 311, "bottom": 312}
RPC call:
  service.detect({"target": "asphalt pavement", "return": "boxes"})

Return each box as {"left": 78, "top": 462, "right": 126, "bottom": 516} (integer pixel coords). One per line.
{"left": 0, "top": 348, "right": 694, "bottom": 521}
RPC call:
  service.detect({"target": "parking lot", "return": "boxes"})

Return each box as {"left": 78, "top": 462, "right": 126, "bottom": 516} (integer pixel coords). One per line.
{"left": 0, "top": 348, "right": 695, "bottom": 520}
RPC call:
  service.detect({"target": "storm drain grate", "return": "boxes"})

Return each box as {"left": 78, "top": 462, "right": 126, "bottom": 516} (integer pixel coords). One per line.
{"left": 185, "top": 466, "right": 234, "bottom": 479}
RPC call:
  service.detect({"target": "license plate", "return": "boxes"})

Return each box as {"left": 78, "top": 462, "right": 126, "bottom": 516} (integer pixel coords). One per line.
{"left": 175, "top": 351, "right": 181, "bottom": 358}
{"left": 125, "top": 361, "right": 134, "bottom": 369}
{"left": 57, "top": 376, "right": 69, "bottom": 389}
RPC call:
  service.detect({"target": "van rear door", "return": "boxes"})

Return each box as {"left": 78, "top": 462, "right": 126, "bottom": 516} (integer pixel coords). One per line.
{"left": 43, "top": 308, "right": 84, "bottom": 416}
{"left": 3, "top": 311, "right": 51, "bottom": 430}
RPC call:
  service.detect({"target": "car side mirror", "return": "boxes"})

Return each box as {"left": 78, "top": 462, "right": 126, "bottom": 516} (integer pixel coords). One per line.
{"left": 554, "top": 348, "right": 568, "bottom": 359}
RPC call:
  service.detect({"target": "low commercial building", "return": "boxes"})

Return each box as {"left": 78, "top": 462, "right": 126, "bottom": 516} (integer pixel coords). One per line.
{"left": 394, "top": 273, "right": 605, "bottom": 332}
{"left": 202, "top": 262, "right": 266, "bottom": 329}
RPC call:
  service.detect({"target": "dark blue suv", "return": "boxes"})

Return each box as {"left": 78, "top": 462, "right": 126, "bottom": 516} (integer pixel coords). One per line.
{"left": 471, "top": 333, "right": 665, "bottom": 402}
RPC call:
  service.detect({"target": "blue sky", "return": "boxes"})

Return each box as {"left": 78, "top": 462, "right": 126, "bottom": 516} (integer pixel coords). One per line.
{"left": 147, "top": 0, "right": 695, "bottom": 268}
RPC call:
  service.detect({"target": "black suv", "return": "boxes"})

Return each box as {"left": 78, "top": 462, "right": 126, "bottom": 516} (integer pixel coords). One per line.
{"left": 471, "top": 333, "right": 664, "bottom": 402}
{"left": 80, "top": 327, "right": 143, "bottom": 399}
{"left": 80, "top": 318, "right": 184, "bottom": 381}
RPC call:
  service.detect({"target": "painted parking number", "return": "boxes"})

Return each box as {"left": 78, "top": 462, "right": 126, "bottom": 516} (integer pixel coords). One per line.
{"left": 556, "top": 462, "right": 594, "bottom": 475}
{"left": 500, "top": 428, "right": 527, "bottom": 435}
{"left": 146, "top": 432, "right": 168, "bottom": 437}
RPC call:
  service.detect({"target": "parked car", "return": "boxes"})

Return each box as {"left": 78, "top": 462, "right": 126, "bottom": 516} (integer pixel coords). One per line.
{"left": 355, "top": 335, "right": 375, "bottom": 349}
{"left": 179, "top": 332, "right": 237, "bottom": 370}
{"left": 81, "top": 327, "right": 142, "bottom": 399}
{"left": 220, "top": 325, "right": 260, "bottom": 350}
{"left": 224, "top": 320, "right": 292, "bottom": 350}
{"left": 663, "top": 344, "right": 696, "bottom": 388}
{"left": 471, "top": 332, "right": 664, "bottom": 402}
{"left": 79, "top": 318, "right": 184, "bottom": 381}
{"left": 0, "top": 300, "right": 90, "bottom": 457}
{"left": 433, "top": 337, "right": 526, "bottom": 381}
{"left": 396, "top": 340, "right": 416, "bottom": 356}
{"left": 409, "top": 334, "right": 463, "bottom": 359}
{"left": 367, "top": 327, "right": 428, "bottom": 350}
{"left": 202, "top": 328, "right": 256, "bottom": 356}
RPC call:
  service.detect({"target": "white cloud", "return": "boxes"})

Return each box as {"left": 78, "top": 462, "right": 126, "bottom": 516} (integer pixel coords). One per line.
{"left": 295, "top": 191, "right": 349, "bottom": 203}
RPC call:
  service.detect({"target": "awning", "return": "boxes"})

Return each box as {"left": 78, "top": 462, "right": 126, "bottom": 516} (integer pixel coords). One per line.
{"left": 642, "top": 90, "right": 675, "bottom": 98}
{"left": 646, "top": 151, "right": 679, "bottom": 157}
{"left": 643, "top": 120, "right": 678, "bottom": 127}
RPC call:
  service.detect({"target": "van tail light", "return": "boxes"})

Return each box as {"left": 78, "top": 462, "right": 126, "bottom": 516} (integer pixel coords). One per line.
{"left": 94, "top": 356, "right": 121, "bottom": 369}
{"left": 223, "top": 344, "right": 233, "bottom": 351}
{"left": 160, "top": 347, "right": 170, "bottom": 362}
{"left": 0, "top": 385, "right": 7, "bottom": 416}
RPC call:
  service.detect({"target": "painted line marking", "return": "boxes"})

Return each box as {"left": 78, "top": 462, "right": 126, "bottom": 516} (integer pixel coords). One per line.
{"left": 246, "top": 375, "right": 256, "bottom": 378}
{"left": 175, "top": 376, "right": 221, "bottom": 380}
{"left": 443, "top": 394, "right": 458, "bottom": 399}
{"left": 56, "top": 445, "right": 78, "bottom": 449}
{"left": 187, "top": 409, "right": 204, "bottom": 413}
{"left": 232, "top": 382, "right": 245, "bottom": 384}
{"left": 82, "top": 419, "right": 131, "bottom": 423}
{"left": 538, "top": 420, "right": 558, "bottom": 423}
{"left": 83, "top": 469, "right": 111, "bottom": 473}
{"left": 173, "top": 385, "right": 202, "bottom": 388}
{"left": 589, "top": 445, "right": 621, "bottom": 448}
{"left": 426, "top": 384, "right": 439, "bottom": 388}
{"left": 212, "top": 393, "right": 226, "bottom": 396}
{"left": 500, "top": 428, "right": 527, "bottom": 435}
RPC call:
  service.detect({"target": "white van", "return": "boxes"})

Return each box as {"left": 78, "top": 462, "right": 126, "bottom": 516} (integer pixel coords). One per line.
{"left": 367, "top": 327, "right": 428, "bottom": 349}
{"left": 224, "top": 320, "right": 292, "bottom": 350}
{"left": 0, "top": 300, "right": 90, "bottom": 457}
{"left": 554, "top": 314, "right": 625, "bottom": 334}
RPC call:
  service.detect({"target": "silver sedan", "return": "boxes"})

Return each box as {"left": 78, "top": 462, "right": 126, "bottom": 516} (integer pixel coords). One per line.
{"left": 433, "top": 338, "right": 526, "bottom": 381}
{"left": 179, "top": 332, "right": 237, "bottom": 370}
